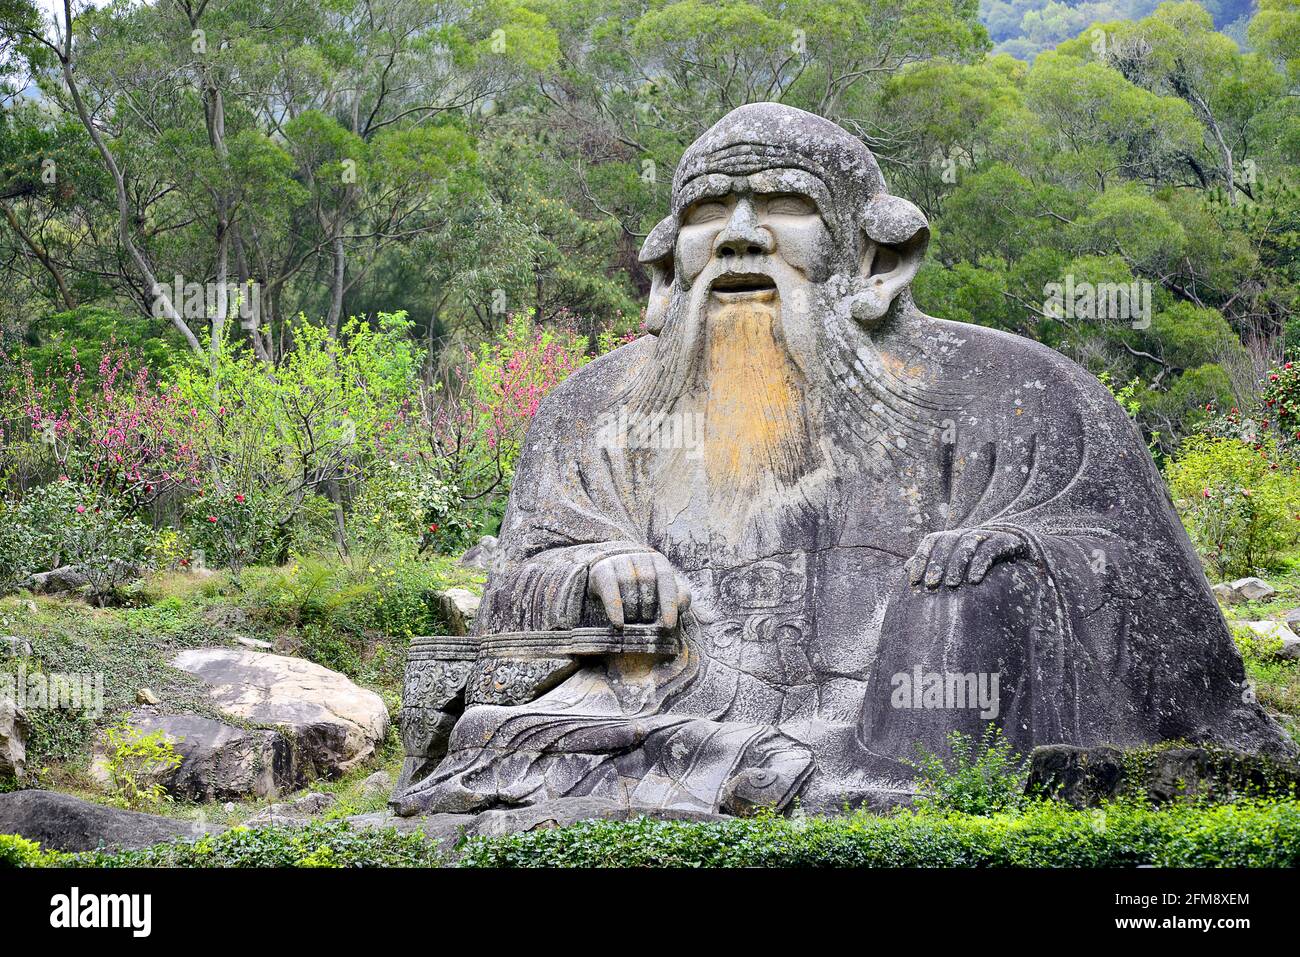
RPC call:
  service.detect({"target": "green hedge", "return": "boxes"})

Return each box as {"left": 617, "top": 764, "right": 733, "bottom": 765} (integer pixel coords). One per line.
{"left": 6, "top": 800, "right": 1300, "bottom": 868}
{"left": 456, "top": 800, "right": 1300, "bottom": 868}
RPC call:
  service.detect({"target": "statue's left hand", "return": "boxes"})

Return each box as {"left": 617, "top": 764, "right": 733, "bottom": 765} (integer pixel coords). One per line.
{"left": 905, "top": 529, "right": 1027, "bottom": 588}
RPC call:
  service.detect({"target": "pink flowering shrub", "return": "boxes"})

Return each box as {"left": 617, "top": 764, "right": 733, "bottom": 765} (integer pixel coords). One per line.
{"left": 412, "top": 312, "right": 634, "bottom": 549}
{"left": 1, "top": 344, "right": 203, "bottom": 504}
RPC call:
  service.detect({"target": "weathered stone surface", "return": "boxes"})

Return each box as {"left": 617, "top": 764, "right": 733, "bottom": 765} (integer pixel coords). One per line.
{"left": 172, "top": 649, "right": 389, "bottom": 779}
{"left": 0, "top": 636, "right": 32, "bottom": 658}
{"left": 91, "top": 710, "right": 295, "bottom": 802}
{"left": 459, "top": 534, "right": 502, "bottom": 572}
{"left": 0, "top": 694, "right": 29, "bottom": 780}
{"left": 235, "top": 636, "right": 274, "bottom": 651}
{"left": 360, "top": 770, "right": 392, "bottom": 797}
{"left": 394, "top": 102, "right": 1295, "bottom": 820}
{"left": 28, "top": 565, "right": 88, "bottom": 594}
{"left": 136, "top": 687, "right": 160, "bottom": 705}
{"left": 0, "top": 789, "right": 209, "bottom": 852}
{"left": 468, "top": 798, "right": 728, "bottom": 838}
{"left": 436, "top": 587, "right": 481, "bottom": 636}
{"left": 1230, "top": 577, "right": 1277, "bottom": 602}
{"left": 247, "top": 790, "right": 336, "bottom": 824}
{"left": 1027, "top": 744, "right": 1300, "bottom": 808}
{"left": 1211, "top": 582, "right": 1240, "bottom": 605}
{"left": 347, "top": 810, "right": 476, "bottom": 859}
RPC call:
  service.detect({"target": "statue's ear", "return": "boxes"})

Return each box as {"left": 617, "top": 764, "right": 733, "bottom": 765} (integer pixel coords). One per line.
{"left": 638, "top": 216, "right": 678, "bottom": 333}
{"left": 859, "top": 194, "right": 929, "bottom": 306}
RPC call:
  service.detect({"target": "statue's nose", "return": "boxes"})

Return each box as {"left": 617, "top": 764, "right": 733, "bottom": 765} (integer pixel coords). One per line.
{"left": 713, "top": 200, "right": 773, "bottom": 258}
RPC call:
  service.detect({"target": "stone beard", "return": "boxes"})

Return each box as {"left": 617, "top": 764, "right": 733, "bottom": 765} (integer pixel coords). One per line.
{"left": 392, "top": 103, "right": 1295, "bottom": 820}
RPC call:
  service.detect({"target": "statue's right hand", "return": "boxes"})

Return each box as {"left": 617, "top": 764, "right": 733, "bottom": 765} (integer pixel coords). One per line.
{"left": 587, "top": 551, "right": 691, "bottom": 629}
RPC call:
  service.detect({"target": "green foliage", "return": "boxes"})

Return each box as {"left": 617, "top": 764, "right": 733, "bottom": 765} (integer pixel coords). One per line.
{"left": 62, "top": 821, "right": 448, "bottom": 868}
{"left": 1165, "top": 435, "right": 1300, "bottom": 578}
{"left": 456, "top": 799, "right": 1300, "bottom": 868}
{"left": 3, "top": 800, "right": 1295, "bottom": 868}
{"left": 102, "top": 719, "right": 182, "bottom": 810}
{"left": 0, "top": 834, "right": 48, "bottom": 868}
{"left": 0, "top": 480, "right": 154, "bottom": 601}
{"left": 907, "top": 728, "right": 1029, "bottom": 815}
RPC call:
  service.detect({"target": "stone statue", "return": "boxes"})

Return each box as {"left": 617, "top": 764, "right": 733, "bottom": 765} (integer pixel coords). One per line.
{"left": 393, "top": 103, "right": 1295, "bottom": 817}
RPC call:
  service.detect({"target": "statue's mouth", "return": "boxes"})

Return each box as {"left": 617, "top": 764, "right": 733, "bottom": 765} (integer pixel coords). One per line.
{"left": 711, "top": 272, "right": 776, "bottom": 300}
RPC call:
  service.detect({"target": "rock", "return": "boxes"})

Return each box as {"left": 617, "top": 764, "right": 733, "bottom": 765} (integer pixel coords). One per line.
{"left": 0, "top": 636, "right": 32, "bottom": 658}
{"left": 28, "top": 565, "right": 88, "bottom": 595}
{"left": 435, "top": 588, "right": 481, "bottom": 637}
{"left": 1283, "top": 607, "right": 1300, "bottom": 630}
{"left": 1242, "top": 620, "right": 1300, "bottom": 660}
{"left": 467, "top": 797, "right": 728, "bottom": 838}
{"left": 458, "top": 535, "right": 502, "bottom": 572}
{"left": 1211, "top": 582, "right": 1240, "bottom": 605}
{"left": 247, "top": 790, "right": 336, "bottom": 824}
{"left": 1027, "top": 744, "right": 1300, "bottom": 808}
{"left": 136, "top": 687, "right": 160, "bottom": 705}
{"left": 348, "top": 810, "right": 476, "bottom": 860}
{"left": 1230, "top": 576, "right": 1276, "bottom": 602}
{"left": 0, "top": 790, "right": 210, "bottom": 852}
{"left": 360, "top": 770, "right": 392, "bottom": 797}
{"left": 223, "top": 802, "right": 235, "bottom": 813}
{"left": 171, "top": 648, "right": 389, "bottom": 779}
{"left": 0, "top": 694, "right": 30, "bottom": 780}
{"left": 90, "top": 711, "right": 296, "bottom": 803}
{"left": 234, "top": 635, "right": 273, "bottom": 651}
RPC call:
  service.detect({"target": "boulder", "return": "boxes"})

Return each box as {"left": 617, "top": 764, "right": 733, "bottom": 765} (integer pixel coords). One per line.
{"left": 136, "top": 687, "right": 160, "bottom": 705}
{"left": 28, "top": 565, "right": 88, "bottom": 595}
{"left": 90, "top": 711, "right": 296, "bottom": 802}
{"left": 171, "top": 648, "right": 389, "bottom": 779}
{"left": 360, "top": 770, "right": 392, "bottom": 798}
{"left": 458, "top": 535, "right": 502, "bottom": 572}
{"left": 1230, "top": 576, "right": 1276, "bottom": 602}
{"left": 0, "top": 694, "right": 30, "bottom": 780}
{"left": 0, "top": 636, "right": 32, "bottom": 658}
{"left": 1027, "top": 744, "right": 1300, "bottom": 808}
{"left": 1211, "top": 582, "right": 1240, "bottom": 605}
{"left": 436, "top": 588, "right": 481, "bottom": 637}
{"left": 0, "top": 790, "right": 210, "bottom": 852}
{"left": 247, "top": 790, "right": 336, "bottom": 824}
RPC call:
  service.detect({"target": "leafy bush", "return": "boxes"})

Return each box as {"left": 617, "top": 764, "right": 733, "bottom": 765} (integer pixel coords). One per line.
{"left": 907, "top": 728, "right": 1029, "bottom": 815}
{"left": 102, "top": 719, "right": 182, "bottom": 810}
{"left": 456, "top": 800, "right": 1300, "bottom": 868}
{"left": 0, "top": 834, "right": 49, "bottom": 868}
{"left": 1165, "top": 434, "right": 1300, "bottom": 578}
{"left": 63, "top": 821, "right": 448, "bottom": 868}
{"left": 0, "top": 480, "right": 154, "bottom": 601}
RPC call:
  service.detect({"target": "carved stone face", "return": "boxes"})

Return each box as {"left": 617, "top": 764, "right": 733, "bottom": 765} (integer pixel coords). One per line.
{"left": 674, "top": 172, "right": 834, "bottom": 304}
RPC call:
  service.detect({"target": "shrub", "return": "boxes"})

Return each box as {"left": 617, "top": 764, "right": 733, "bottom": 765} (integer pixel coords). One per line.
{"left": 0, "top": 834, "right": 48, "bottom": 868}
{"left": 1165, "top": 434, "right": 1300, "bottom": 578}
{"left": 0, "top": 480, "right": 154, "bottom": 601}
{"left": 456, "top": 799, "right": 1300, "bottom": 869}
{"left": 65, "top": 821, "right": 448, "bottom": 868}
{"left": 103, "top": 719, "right": 182, "bottom": 810}
{"left": 907, "top": 727, "right": 1029, "bottom": 815}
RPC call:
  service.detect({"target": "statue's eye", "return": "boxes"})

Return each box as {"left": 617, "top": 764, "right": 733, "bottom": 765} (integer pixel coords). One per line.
{"left": 685, "top": 201, "right": 729, "bottom": 225}
{"left": 766, "top": 195, "right": 815, "bottom": 216}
